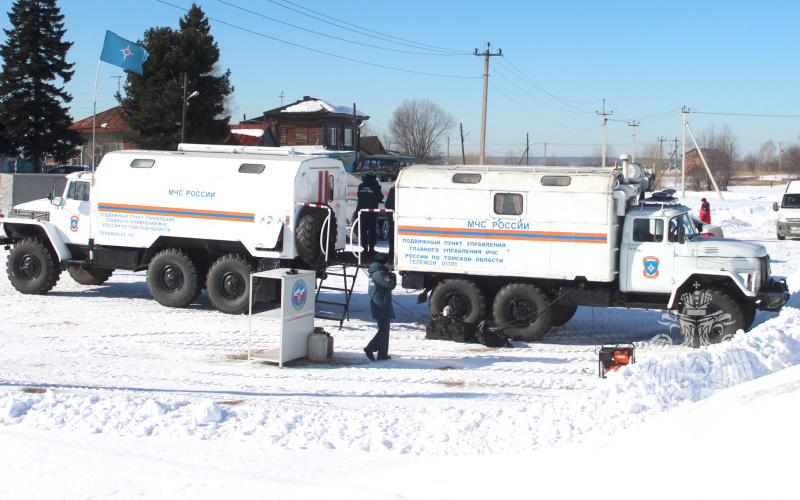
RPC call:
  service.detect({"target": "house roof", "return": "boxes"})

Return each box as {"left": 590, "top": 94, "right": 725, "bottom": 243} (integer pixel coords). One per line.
{"left": 226, "top": 123, "right": 278, "bottom": 147}
{"left": 265, "top": 96, "right": 369, "bottom": 119}
{"left": 69, "top": 106, "right": 132, "bottom": 133}
{"left": 359, "top": 136, "right": 386, "bottom": 156}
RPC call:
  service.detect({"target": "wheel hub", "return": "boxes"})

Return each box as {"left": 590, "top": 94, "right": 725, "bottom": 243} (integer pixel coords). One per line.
{"left": 19, "top": 255, "right": 41, "bottom": 280}
{"left": 221, "top": 272, "right": 245, "bottom": 300}
{"left": 444, "top": 293, "right": 470, "bottom": 320}
{"left": 160, "top": 265, "right": 184, "bottom": 292}
{"left": 507, "top": 297, "right": 536, "bottom": 327}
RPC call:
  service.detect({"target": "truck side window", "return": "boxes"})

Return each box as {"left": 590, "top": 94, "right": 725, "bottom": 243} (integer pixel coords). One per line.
{"left": 66, "top": 181, "right": 90, "bottom": 202}
{"left": 494, "top": 193, "right": 523, "bottom": 216}
{"left": 633, "top": 218, "right": 663, "bottom": 242}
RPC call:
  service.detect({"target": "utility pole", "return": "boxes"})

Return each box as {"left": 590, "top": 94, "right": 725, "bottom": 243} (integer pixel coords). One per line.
{"left": 353, "top": 103, "right": 359, "bottom": 169}
{"left": 544, "top": 142, "right": 547, "bottom": 166}
{"left": 597, "top": 99, "right": 612, "bottom": 167}
{"left": 460, "top": 123, "right": 466, "bottom": 164}
{"left": 526, "top": 133, "right": 529, "bottom": 166}
{"left": 279, "top": 91, "right": 285, "bottom": 106}
{"left": 474, "top": 43, "right": 502, "bottom": 165}
{"left": 628, "top": 121, "right": 639, "bottom": 161}
{"left": 779, "top": 141, "right": 782, "bottom": 173}
{"left": 658, "top": 137, "right": 667, "bottom": 180}
{"left": 681, "top": 107, "right": 689, "bottom": 198}
{"left": 447, "top": 137, "right": 450, "bottom": 165}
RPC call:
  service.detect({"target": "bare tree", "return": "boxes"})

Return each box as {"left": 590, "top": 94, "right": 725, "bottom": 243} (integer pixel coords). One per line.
{"left": 388, "top": 98, "right": 455, "bottom": 163}
{"left": 759, "top": 139, "right": 777, "bottom": 171}
{"left": 689, "top": 123, "right": 740, "bottom": 191}
{"left": 784, "top": 143, "right": 800, "bottom": 175}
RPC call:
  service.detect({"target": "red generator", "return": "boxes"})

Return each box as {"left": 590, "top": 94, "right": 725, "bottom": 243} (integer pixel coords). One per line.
{"left": 598, "top": 343, "right": 635, "bottom": 378}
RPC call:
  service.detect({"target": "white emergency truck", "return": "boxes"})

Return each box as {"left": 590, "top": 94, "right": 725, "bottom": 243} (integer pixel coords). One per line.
{"left": 773, "top": 180, "right": 800, "bottom": 240}
{"left": 1, "top": 145, "right": 346, "bottom": 314}
{"left": 394, "top": 156, "right": 789, "bottom": 344}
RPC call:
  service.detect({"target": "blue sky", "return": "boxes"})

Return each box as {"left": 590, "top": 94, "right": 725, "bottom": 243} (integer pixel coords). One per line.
{"left": 2, "top": 0, "right": 799, "bottom": 158}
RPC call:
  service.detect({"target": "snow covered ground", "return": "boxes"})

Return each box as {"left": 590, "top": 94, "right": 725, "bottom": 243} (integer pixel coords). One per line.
{"left": 1, "top": 185, "right": 799, "bottom": 499}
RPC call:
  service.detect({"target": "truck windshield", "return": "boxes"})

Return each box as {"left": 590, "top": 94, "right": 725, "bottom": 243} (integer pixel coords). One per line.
{"left": 782, "top": 194, "right": 800, "bottom": 208}
{"left": 668, "top": 213, "right": 698, "bottom": 242}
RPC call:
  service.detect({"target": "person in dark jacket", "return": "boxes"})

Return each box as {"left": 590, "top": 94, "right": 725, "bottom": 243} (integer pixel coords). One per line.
{"left": 699, "top": 198, "right": 711, "bottom": 224}
{"left": 384, "top": 184, "right": 395, "bottom": 255}
{"left": 364, "top": 253, "right": 396, "bottom": 361}
{"left": 355, "top": 172, "right": 383, "bottom": 253}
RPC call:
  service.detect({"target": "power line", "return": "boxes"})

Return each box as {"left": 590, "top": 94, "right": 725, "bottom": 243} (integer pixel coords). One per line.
{"left": 265, "top": 0, "right": 469, "bottom": 55}
{"left": 156, "top": 0, "right": 480, "bottom": 79}
{"left": 217, "top": 0, "right": 467, "bottom": 56}
{"left": 500, "top": 56, "right": 601, "bottom": 108}
{"left": 692, "top": 110, "right": 800, "bottom": 118}
{"left": 492, "top": 64, "right": 593, "bottom": 114}
{"left": 489, "top": 82, "right": 602, "bottom": 130}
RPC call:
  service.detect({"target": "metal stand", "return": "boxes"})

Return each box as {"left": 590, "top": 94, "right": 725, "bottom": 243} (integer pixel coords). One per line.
{"left": 248, "top": 268, "right": 315, "bottom": 368}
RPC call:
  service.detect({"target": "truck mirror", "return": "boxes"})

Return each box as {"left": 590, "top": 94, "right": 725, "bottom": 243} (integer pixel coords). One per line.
{"left": 773, "top": 202, "right": 778, "bottom": 211}
{"left": 678, "top": 225, "right": 686, "bottom": 244}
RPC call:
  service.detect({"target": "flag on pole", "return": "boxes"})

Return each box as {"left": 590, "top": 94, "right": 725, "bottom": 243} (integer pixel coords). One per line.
{"left": 99, "top": 31, "right": 149, "bottom": 75}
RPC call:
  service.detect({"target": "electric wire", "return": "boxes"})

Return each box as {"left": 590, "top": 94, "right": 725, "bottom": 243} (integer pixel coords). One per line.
{"left": 265, "top": 0, "right": 470, "bottom": 55}
{"left": 489, "top": 82, "right": 602, "bottom": 130}
{"left": 156, "top": 0, "right": 479, "bottom": 79}
{"left": 217, "top": 0, "right": 467, "bottom": 56}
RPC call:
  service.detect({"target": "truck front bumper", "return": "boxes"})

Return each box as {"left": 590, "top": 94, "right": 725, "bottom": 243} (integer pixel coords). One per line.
{"left": 757, "top": 278, "right": 790, "bottom": 312}
{"left": 777, "top": 221, "right": 800, "bottom": 238}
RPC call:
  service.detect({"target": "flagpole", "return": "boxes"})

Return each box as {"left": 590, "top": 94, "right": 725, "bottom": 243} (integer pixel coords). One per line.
{"left": 92, "top": 60, "right": 101, "bottom": 172}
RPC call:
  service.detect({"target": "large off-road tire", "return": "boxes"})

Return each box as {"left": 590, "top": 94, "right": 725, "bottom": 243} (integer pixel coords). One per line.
{"left": 676, "top": 288, "right": 745, "bottom": 348}
{"left": 206, "top": 254, "right": 253, "bottom": 314}
{"left": 552, "top": 304, "right": 578, "bottom": 327}
{"left": 6, "top": 238, "right": 62, "bottom": 294}
{"left": 742, "top": 302, "right": 756, "bottom": 331}
{"left": 492, "top": 283, "right": 554, "bottom": 341}
{"left": 429, "top": 279, "right": 486, "bottom": 324}
{"left": 296, "top": 208, "right": 337, "bottom": 266}
{"left": 777, "top": 232, "right": 786, "bottom": 241}
{"left": 146, "top": 248, "right": 201, "bottom": 308}
{"left": 67, "top": 265, "right": 114, "bottom": 286}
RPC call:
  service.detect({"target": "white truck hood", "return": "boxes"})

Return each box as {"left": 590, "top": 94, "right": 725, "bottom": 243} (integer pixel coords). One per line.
{"left": 12, "top": 198, "right": 53, "bottom": 213}
{"left": 694, "top": 238, "right": 766, "bottom": 258}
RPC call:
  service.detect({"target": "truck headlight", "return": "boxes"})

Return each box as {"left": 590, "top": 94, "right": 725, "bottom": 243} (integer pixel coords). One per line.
{"left": 752, "top": 271, "right": 761, "bottom": 292}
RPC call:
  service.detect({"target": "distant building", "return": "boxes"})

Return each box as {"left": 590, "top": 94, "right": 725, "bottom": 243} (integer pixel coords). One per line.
{"left": 68, "top": 106, "right": 135, "bottom": 166}
{"left": 241, "top": 96, "right": 369, "bottom": 151}
{"left": 226, "top": 123, "right": 278, "bottom": 147}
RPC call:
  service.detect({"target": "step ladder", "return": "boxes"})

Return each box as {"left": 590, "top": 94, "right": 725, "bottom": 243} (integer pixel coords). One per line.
{"left": 314, "top": 263, "right": 364, "bottom": 329}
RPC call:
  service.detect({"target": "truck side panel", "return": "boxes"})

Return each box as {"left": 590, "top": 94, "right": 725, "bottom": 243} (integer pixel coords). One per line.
{"left": 395, "top": 167, "right": 619, "bottom": 282}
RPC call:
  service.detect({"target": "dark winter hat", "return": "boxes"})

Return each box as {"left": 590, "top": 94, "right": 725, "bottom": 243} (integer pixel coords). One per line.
{"left": 701, "top": 198, "right": 707, "bottom": 202}
{"left": 374, "top": 253, "right": 388, "bottom": 263}
{"left": 365, "top": 171, "right": 377, "bottom": 176}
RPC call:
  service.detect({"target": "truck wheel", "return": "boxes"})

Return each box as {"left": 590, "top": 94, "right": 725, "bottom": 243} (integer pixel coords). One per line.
{"left": 777, "top": 232, "right": 785, "bottom": 241}
{"left": 429, "top": 279, "right": 485, "bottom": 324}
{"left": 676, "top": 288, "right": 745, "bottom": 347}
{"left": 147, "top": 248, "right": 200, "bottom": 308}
{"left": 296, "top": 208, "right": 338, "bottom": 266}
{"left": 206, "top": 254, "right": 253, "bottom": 314}
{"left": 67, "top": 265, "right": 114, "bottom": 286}
{"left": 552, "top": 304, "right": 578, "bottom": 327}
{"left": 6, "top": 238, "right": 62, "bottom": 294}
{"left": 493, "top": 283, "right": 554, "bottom": 341}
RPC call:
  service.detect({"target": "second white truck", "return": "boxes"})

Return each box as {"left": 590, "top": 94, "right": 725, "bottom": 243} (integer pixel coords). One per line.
{"left": 393, "top": 156, "right": 788, "bottom": 345}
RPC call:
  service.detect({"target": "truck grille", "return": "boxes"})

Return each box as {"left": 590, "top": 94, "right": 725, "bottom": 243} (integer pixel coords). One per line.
{"left": 761, "top": 256, "right": 771, "bottom": 289}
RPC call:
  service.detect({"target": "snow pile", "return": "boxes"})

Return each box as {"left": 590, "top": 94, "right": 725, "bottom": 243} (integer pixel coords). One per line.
{"left": 282, "top": 99, "right": 367, "bottom": 116}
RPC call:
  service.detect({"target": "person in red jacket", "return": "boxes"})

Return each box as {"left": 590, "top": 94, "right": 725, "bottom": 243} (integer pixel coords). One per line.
{"left": 699, "top": 198, "right": 711, "bottom": 224}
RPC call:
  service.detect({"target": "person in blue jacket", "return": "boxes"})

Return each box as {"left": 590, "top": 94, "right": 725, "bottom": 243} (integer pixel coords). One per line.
{"left": 364, "top": 253, "right": 396, "bottom": 361}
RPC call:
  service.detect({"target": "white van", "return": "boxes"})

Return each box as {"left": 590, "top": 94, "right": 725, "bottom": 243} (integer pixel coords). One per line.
{"left": 773, "top": 180, "right": 800, "bottom": 240}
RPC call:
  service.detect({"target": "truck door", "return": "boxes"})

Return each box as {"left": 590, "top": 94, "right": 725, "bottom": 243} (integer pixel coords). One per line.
{"left": 625, "top": 217, "right": 675, "bottom": 293}
{"left": 50, "top": 179, "right": 92, "bottom": 246}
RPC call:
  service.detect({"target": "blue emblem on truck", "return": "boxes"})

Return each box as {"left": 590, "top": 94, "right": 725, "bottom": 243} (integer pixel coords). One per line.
{"left": 643, "top": 256, "right": 660, "bottom": 278}
{"left": 70, "top": 216, "right": 79, "bottom": 232}
{"left": 291, "top": 280, "right": 307, "bottom": 310}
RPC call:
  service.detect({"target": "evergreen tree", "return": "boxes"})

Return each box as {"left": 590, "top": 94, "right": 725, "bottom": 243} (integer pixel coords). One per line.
{"left": 0, "top": 0, "right": 81, "bottom": 172}
{"left": 119, "top": 3, "right": 233, "bottom": 149}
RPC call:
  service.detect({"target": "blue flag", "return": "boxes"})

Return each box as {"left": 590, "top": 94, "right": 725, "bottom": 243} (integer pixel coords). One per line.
{"left": 99, "top": 31, "right": 149, "bottom": 75}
